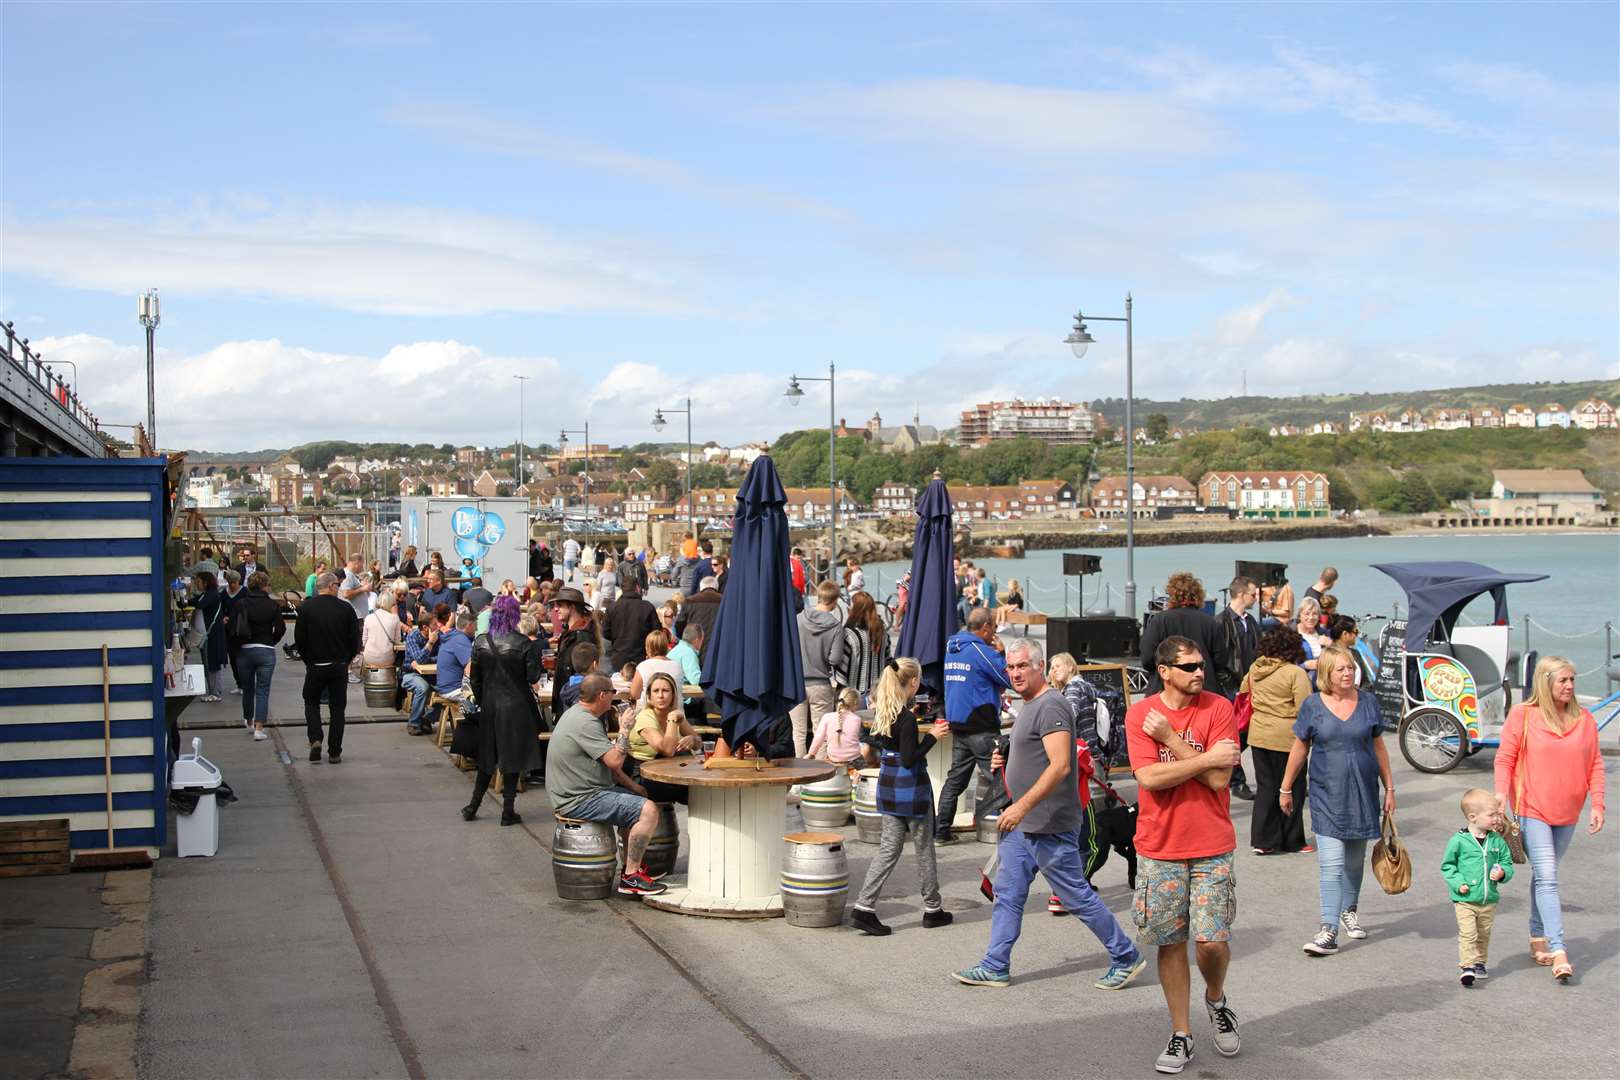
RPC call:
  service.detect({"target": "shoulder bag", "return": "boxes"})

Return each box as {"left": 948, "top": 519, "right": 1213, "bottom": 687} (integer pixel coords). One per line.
{"left": 1495, "top": 708, "right": 1530, "bottom": 864}
{"left": 1370, "top": 811, "right": 1412, "bottom": 895}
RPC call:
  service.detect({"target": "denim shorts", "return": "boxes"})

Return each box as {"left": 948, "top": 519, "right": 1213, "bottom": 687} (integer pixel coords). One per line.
{"left": 1133, "top": 852, "right": 1237, "bottom": 945}
{"left": 567, "top": 787, "right": 646, "bottom": 828}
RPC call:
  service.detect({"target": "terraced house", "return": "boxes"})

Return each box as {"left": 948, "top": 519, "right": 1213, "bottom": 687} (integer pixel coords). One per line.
{"left": 1200, "top": 470, "right": 1332, "bottom": 518}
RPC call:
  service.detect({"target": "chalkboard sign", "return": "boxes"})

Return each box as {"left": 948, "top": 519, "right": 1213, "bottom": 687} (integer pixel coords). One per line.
{"left": 1373, "top": 618, "right": 1409, "bottom": 726}
{"left": 1074, "top": 663, "right": 1134, "bottom": 768}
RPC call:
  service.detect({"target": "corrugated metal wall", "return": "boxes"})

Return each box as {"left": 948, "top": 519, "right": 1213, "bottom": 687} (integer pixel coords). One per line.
{"left": 0, "top": 459, "right": 168, "bottom": 853}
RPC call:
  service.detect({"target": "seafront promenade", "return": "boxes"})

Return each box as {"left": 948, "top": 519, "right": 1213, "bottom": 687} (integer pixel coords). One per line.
{"left": 5, "top": 654, "right": 1616, "bottom": 1079}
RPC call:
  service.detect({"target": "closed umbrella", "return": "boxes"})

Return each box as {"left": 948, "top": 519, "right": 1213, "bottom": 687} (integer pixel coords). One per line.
{"left": 700, "top": 454, "right": 804, "bottom": 756}
{"left": 897, "top": 474, "right": 956, "bottom": 703}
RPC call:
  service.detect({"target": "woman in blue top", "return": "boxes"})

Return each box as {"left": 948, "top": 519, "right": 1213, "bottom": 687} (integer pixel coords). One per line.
{"left": 1279, "top": 645, "right": 1395, "bottom": 957}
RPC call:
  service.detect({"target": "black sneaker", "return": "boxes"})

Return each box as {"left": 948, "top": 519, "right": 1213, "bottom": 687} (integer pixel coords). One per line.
{"left": 499, "top": 810, "right": 521, "bottom": 826}
{"left": 1472, "top": 963, "right": 1489, "bottom": 981}
{"left": 850, "top": 907, "right": 891, "bottom": 936}
{"left": 934, "top": 832, "right": 957, "bottom": 845}
{"left": 1155, "top": 1032, "right": 1194, "bottom": 1074}
{"left": 308, "top": 743, "right": 322, "bottom": 762}
{"left": 1231, "top": 783, "right": 1256, "bottom": 801}
{"left": 1460, "top": 968, "right": 1475, "bottom": 987}
{"left": 327, "top": 752, "right": 342, "bottom": 764}
{"left": 923, "top": 908, "right": 954, "bottom": 929}
{"left": 1302, "top": 925, "right": 1339, "bottom": 956}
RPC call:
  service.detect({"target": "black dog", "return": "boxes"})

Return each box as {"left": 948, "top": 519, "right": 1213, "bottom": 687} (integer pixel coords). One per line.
{"left": 1082, "top": 794, "right": 1139, "bottom": 891}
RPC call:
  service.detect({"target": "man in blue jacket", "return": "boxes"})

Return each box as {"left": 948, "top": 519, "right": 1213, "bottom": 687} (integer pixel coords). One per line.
{"left": 935, "top": 607, "right": 1011, "bottom": 843}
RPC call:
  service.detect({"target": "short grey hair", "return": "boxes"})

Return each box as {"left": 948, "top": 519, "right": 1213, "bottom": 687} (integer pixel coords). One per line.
{"left": 222, "top": 568, "right": 241, "bottom": 585}
{"left": 455, "top": 611, "right": 476, "bottom": 631}
{"left": 700, "top": 575, "right": 719, "bottom": 590}
{"left": 316, "top": 571, "right": 338, "bottom": 591}
{"left": 1006, "top": 638, "right": 1044, "bottom": 669}
{"left": 682, "top": 623, "right": 705, "bottom": 644}
{"left": 965, "top": 607, "right": 993, "bottom": 633}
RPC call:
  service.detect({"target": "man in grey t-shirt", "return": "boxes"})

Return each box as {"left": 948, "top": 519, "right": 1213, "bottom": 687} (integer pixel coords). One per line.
{"left": 952, "top": 638, "right": 1143, "bottom": 991}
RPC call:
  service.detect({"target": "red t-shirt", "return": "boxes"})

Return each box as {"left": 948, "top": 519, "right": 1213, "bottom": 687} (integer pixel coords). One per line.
{"left": 1126, "top": 691, "right": 1238, "bottom": 860}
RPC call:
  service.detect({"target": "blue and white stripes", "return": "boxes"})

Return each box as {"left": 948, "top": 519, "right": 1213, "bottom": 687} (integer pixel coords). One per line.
{"left": 0, "top": 461, "right": 168, "bottom": 853}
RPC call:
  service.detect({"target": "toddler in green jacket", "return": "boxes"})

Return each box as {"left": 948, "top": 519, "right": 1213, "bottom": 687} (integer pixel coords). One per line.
{"left": 1440, "top": 788, "right": 1515, "bottom": 987}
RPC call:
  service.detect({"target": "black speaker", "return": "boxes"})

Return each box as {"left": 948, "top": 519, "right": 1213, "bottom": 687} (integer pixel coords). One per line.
{"left": 1235, "top": 560, "right": 1289, "bottom": 588}
{"left": 1063, "top": 553, "right": 1103, "bottom": 575}
{"left": 1047, "top": 615, "right": 1139, "bottom": 661}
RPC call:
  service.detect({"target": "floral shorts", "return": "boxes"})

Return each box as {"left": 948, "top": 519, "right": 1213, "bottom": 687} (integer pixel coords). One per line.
{"left": 1133, "top": 852, "right": 1237, "bottom": 945}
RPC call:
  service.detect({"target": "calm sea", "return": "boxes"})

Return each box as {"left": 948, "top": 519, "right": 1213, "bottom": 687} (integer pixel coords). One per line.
{"left": 866, "top": 532, "right": 1620, "bottom": 694}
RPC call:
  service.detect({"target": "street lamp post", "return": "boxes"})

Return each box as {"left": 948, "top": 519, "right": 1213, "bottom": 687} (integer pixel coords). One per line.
{"left": 558, "top": 423, "right": 590, "bottom": 525}
{"left": 1065, "top": 294, "right": 1137, "bottom": 620}
{"left": 785, "top": 363, "right": 837, "bottom": 581}
{"left": 137, "top": 289, "right": 160, "bottom": 449}
{"left": 513, "top": 375, "right": 530, "bottom": 493}
{"left": 652, "top": 397, "right": 695, "bottom": 537}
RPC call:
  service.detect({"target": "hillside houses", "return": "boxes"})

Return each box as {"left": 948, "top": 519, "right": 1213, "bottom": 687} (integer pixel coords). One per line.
{"left": 1091, "top": 475, "right": 1196, "bottom": 518}
{"left": 1200, "top": 470, "right": 1331, "bottom": 518}
{"left": 1573, "top": 398, "right": 1616, "bottom": 429}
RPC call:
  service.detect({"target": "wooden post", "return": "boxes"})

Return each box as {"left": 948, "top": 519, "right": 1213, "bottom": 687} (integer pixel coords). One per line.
{"left": 102, "top": 644, "right": 114, "bottom": 848}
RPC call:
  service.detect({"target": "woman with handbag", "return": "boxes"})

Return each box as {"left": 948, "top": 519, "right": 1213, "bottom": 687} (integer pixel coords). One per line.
{"left": 461, "top": 596, "right": 542, "bottom": 825}
{"left": 849, "top": 657, "right": 953, "bottom": 936}
{"left": 1243, "top": 627, "right": 1315, "bottom": 856}
{"left": 1280, "top": 646, "right": 1395, "bottom": 956}
{"left": 191, "top": 571, "right": 229, "bottom": 702}
{"left": 1494, "top": 655, "right": 1606, "bottom": 982}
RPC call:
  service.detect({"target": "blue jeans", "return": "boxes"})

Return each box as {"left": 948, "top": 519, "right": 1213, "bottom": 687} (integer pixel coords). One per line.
{"left": 567, "top": 787, "right": 647, "bottom": 828}
{"left": 238, "top": 647, "right": 276, "bottom": 725}
{"left": 1523, "top": 817, "right": 1576, "bottom": 952}
{"left": 1315, "top": 835, "right": 1367, "bottom": 927}
{"left": 982, "top": 828, "right": 1137, "bottom": 975}
{"left": 402, "top": 673, "right": 431, "bottom": 729}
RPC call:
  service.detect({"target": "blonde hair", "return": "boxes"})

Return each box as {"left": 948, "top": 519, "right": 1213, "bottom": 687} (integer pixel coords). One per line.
{"left": 869, "top": 658, "right": 921, "bottom": 737}
{"left": 1048, "top": 652, "right": 1077, "bottom": 687}
{"left": 1297, "top": 597, "right": 1322, "bottom": 624}
{"left": 1461, "top": 788, "right": 1494, "bottom": 817}
{"left": 1315, "top": 645, "right": 1355, "bottom": 689}
{"left": 837, "top": 687, "right": 861, "bottom": 712}
{"left": 517, "top": 615, "right": 539, "bottom": 637}
{"left": 1526, "top": 655, "right": 1581, "bottom": 724}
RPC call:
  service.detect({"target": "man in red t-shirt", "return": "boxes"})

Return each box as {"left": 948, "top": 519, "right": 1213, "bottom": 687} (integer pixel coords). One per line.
{"left": 1126, "top": 636, "right": 1243, "bottom": 1075}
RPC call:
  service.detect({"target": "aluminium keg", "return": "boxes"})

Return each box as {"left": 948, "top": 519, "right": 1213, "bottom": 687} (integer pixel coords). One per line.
{"left": 852, "top": 769, "right": 882, "bottom": 844}
{"left": 363, "top": 666, "right": 395, "bottom": 709}
{"left": 798, "top": 769, "right": 853, "bottom": 829}
{"left": 781, "top": 831, "right": 849, "bottom": 928}
{"left": 552, "top": 819, "right": 617, "bottom": 899}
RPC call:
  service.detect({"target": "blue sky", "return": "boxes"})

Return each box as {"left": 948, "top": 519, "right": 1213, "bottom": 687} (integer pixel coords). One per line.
{"left": 3, "top": 1, "right": 1615, "bottom": 452}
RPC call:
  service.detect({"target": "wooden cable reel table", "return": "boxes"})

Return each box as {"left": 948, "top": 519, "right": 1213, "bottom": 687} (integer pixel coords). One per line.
{"left": 636, "top": 756, "right": 836, "bottom": 918}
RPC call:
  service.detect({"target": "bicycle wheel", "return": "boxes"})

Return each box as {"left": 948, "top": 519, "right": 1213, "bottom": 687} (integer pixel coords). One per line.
{"left": 1399, "top": 707, "right": 1468, "bottom": 773}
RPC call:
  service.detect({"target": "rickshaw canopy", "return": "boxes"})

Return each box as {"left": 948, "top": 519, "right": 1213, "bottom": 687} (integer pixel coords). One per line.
{"left": 1373, "top": 561, "right": 1548, "bottom": 653}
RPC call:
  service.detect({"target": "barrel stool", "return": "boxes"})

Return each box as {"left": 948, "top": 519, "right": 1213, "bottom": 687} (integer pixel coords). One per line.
{"left": 852, "top": 768, "right": 882, "bottom": 844}
{"left": 781, "top": 832, "right": 849, "bottom": 928}
{"left": 552, "top": 817, "right": 617, "bottom": 899}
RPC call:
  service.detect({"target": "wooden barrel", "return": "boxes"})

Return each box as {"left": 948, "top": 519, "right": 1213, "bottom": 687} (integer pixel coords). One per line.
{"left": 643, "top": 803, "right": 679, "bottom": 878}
{"left": 781, "top": 831, "right": 849, "bottom": 928}
{"left": 552, "top": 819, "right": 617, "bottom": 899}
{"left": 798, "top": 769, "right": 853, "bottom": 829}
{"left": 852, "top": 769, "right": 882, "bottom": 844}
{"left": 363, "top": 666, "right": 395, "bottom": 709}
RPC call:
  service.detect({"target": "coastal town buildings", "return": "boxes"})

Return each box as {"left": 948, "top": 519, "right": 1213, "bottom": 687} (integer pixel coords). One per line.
{"left": 872, "top": 482, "right": 917, "bottom": 515}
{"left": 1200, "top": 470, "right": 1331, "bottom": 518}
{"left": 1091, "top": 475, "right": 1197, "bottom": 518}
{"left": 1505, "top": 404, "right": 1537, "bottom": 428}
{"left": 1536, "top": 404, "right": 1572, "bottom": 428}
{"left": 1478, "top": 469, "right": 1606, "bottom": 520}
{"left": 863, "top": 411, "right": 942, "bottom": 454}
{"left": 1572, "top": 398, "right": 1615, "bottom": 430}
{"left": 958, "top": 398, "right": 1094, "bottom": 447}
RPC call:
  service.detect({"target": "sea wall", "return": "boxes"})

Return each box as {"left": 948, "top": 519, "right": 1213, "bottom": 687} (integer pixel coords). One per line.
{"left": 972, "top": 521, "right": 1391, "bottom": 555}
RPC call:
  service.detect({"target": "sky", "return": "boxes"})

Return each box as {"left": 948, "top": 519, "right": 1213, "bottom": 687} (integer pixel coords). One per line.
{"left": 2, "top": 1, "right": 1616, "bottom": 453}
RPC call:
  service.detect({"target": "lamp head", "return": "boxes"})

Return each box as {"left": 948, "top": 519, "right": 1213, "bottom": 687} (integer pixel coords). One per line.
{"left": 651, "top": 409, "right": 666, "bottom": 432}
{"left": 557, "top": 430, "right": 568, "bottom": 445}
{"left": 1064, "top": 311, "right": 1094, "bottom": 360}
{"left": 785, "top": 375, "right": 804, "bottom": 407}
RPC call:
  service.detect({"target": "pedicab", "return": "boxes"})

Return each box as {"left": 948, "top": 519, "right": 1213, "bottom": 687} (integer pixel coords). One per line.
{"left": 1372, "top": 562, "right": 1548, "bottom": 774}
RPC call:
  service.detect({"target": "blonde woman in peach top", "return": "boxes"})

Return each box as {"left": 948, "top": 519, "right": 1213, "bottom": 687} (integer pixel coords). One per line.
{"left": 1494, "top": 656, "right": 1606, "bottom": 982}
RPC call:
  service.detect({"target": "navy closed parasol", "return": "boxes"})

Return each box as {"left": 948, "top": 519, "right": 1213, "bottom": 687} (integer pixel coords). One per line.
{"left": 700, "top": 454, "right": 805, "bottom": 754}
{"left": 897, "top": 476, "right": 956, "bottom": 702}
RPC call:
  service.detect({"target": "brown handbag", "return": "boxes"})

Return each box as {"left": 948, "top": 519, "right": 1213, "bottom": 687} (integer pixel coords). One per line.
{"left": 1370, "top": 811, "right": 1412, "bottom": 895}
{"left": 1495, "top": 708, "right": 1530, "bottom": 864}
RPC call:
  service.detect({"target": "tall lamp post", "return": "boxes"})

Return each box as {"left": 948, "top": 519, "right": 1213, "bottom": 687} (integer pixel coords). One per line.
{"left": 652, "top": 397, "right": 695, "bottom": 537}
{"left": 558, "top": 424, "right": 590, "bottom": 525}
{"left": 784, "top": 363, "right": 837, "bottom": 580}
{"left": 1065, "top": 294, "right": 1137, "bottom": 620}
{"left": 137, "top": 289, "right": 159, "bottom": 450}
{"left": 512, "top": 374, "right": 530, "bottom": 492}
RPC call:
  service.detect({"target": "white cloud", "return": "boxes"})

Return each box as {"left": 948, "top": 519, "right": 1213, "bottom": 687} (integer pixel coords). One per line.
{"left": 4, "top": 200, "right": 699, "bottom": 317}
{"left": 1214, "top": 289, "right": 1297, "bottom": 346}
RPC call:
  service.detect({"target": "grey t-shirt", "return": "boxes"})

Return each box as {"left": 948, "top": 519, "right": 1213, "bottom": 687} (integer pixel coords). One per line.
{"left": 1004, "top": 689, "right": 1080, "bottom": 834}
{"left": 547, "top": 704, "right": 617, "bottom": 819}
{"left": 341, "top": 569, "right": 368, "bottom": 619}
{"left": 463, "top": 586, "right": 494, "bottom": 614}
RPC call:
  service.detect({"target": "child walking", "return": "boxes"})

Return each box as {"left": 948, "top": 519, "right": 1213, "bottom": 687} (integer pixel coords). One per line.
{"left": 808, "top": 687, "right": 867, "bottom": 766}
{"left": 1440, "top": 788, "right": 1515, "bottom": 987}
{"left": 850, "top": 658, "right": 954, "bottom": 936}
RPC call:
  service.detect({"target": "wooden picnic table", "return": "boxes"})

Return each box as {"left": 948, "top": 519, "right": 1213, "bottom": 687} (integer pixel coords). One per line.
{"left": 637, "top": 755, "right": 836, "bottom": 918}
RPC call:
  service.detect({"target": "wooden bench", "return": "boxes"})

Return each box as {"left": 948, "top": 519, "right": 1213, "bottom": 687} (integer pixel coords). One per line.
{"left": 999, "top": 609, "right": 1046, "bottom": 635}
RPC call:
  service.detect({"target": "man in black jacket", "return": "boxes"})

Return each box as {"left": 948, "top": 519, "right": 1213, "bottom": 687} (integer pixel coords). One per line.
{"left": 1138, "top": 572, "right": 1232, "bottom": 696}
{"left": 294, "top": 572, "right": 361, "bottom": 763}
{"left": 674, "top": 576, "right": 723, "bottom": 660}
{"left": 549, "top": 586, "right": 598, "bottom": 717}
{"left": 1213, "top": 576, "right": 1260, "bottom": 801}
{"left": 604, "top": 578, "right": 661, "bottom": 671}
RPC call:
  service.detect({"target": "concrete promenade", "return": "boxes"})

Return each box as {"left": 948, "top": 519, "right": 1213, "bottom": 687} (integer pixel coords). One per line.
{"left": 6, "top": 646, "right": 1618, "bottom": 1078}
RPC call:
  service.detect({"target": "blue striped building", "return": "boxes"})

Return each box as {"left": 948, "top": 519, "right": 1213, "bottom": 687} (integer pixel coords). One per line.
{"left": 0, "top": 458, "right": 170, "bottom": 855}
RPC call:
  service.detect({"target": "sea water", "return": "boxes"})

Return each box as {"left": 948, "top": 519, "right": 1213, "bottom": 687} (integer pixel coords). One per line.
{"left": 865, "top": 532, "right": 1620, "bottom": 694}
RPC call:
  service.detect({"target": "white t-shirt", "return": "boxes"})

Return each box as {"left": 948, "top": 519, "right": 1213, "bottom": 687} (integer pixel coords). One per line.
{"left": 563, "top": 539, "right": 580, "bottom": 562}
{"left": 849, "top": 569, "right": 866, "bottom": 592}
{"left": 635, "top": 657, "right": 686, "bottom": 707}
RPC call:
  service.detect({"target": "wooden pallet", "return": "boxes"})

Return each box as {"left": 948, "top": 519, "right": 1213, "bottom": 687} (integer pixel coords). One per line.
{"left": 0, "top": 819, "right": 72, "bottom": 878}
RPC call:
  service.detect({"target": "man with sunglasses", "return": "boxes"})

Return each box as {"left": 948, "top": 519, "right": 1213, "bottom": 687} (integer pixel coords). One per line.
{"left": 1126, "top": 636, "right": 1244, "bottom": 1075}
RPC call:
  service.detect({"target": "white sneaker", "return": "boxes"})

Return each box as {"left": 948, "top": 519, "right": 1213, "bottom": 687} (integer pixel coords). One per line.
{"left": 1340, "top": 909, "right": 1368, "bottom": 939}
{"left": 252, "top": 729, "right": 268, "bottom": 741}
{"left": 228, "top": 688, "right": 243, "bottom": 695}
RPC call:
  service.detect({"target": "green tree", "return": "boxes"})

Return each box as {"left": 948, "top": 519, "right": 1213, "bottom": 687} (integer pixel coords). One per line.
{"left": 496, "top": 484, "right": 512, "bottom": 497}
{"left": 1145, "top": 413, "right": 1171, "bottom": 443}
{"left": 415, "top": 483, "right": 430, "bottom": 496}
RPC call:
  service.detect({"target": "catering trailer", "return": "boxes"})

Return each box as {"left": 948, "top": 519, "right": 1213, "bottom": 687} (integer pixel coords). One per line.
{"left": 399, "top": 496, "right": 530, "bottom": 587}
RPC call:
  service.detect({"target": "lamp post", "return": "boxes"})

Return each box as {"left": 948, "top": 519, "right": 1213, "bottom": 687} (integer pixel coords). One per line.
{"left": 785, "top": 364, "right": 837, "bottom": 581}
{"left": 1065, "top": 294, "right": 1137, "bottom": 620}
{"left": 558, "top": 424, "right": 590, "bottom": 525}
{"left": 513, "top": 374, "right": 530, "bottom": 493}
{"left": 137, "top": 289, "right": 160, "bottom": 450}
{"left": 652, "top": 397, "right": 695, "bottom": 537}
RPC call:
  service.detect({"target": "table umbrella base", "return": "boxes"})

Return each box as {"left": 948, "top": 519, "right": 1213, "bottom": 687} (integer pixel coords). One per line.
{"left": 641, "top": 883, "right": 784, "bottom": 918}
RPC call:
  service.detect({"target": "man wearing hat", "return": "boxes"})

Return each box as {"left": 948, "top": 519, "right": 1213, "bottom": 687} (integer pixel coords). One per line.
{"left": 549, "top": 586, "right": 599, "bottom": 718}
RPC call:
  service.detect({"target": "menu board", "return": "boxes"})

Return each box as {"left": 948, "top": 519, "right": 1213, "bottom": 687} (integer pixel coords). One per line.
{"left": 1372, "top": 618, "right": 1408, "bottom": 726}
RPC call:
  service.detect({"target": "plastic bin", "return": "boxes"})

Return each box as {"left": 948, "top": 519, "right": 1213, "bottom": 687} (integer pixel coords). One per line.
{"left": 171, "top": 736, "right": 222, "bottom": 857}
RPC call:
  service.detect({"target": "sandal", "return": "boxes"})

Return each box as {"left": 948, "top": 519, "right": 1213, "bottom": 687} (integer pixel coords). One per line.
{"left": 1530, "top": 937, "right": 1554, "bottom": 966}
{"left": 1551, "top": 951, "right": 1573, "bottom": 982}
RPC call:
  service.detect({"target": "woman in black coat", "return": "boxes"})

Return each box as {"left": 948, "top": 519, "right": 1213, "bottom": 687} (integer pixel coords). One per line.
{"left": 463, "top": 596, "right": 543, "bottom": 825}
{"left": 191, "top": 571, "right": 230, "bottom": 701}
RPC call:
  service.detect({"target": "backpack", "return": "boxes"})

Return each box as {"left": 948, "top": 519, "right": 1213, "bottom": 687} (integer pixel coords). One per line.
{"left": 231, "top": 601, "right": 254, "bottom": 644}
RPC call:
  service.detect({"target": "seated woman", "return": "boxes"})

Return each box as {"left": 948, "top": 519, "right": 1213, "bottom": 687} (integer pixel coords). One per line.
{"left": 361, "top": 589, "right": 402, "bottom": 670}
{"left": 629, "top": 629, "right": 686, "bottom": 707}
{"left": 627, "top": 672, "right": 700, "bottom": 803}
{"left": 994, "top": 579, "right": 1026, "bottom": 629}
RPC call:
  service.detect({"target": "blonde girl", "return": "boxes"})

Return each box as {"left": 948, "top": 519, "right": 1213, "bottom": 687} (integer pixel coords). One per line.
{"left": 850, "top": 658, "right": 953, "bottom": 936}
{"left": 809, "top": 686, "right": 866, "bottom": 765}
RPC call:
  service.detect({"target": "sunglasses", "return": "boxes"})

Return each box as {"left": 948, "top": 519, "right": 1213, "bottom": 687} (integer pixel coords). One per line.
{"left": 1163, "top": 661, "right": 1203, "bottom": 674}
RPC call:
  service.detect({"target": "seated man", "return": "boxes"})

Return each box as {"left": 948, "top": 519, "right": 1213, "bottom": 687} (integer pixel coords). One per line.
{"left": 400, "top": 616, "right": 436, "bottom": 735}
{"left": 548, "top": 675, "right": 668, "bottom": 897}
{"left": 427, "top": 611, "right": 475, "bottom": 729}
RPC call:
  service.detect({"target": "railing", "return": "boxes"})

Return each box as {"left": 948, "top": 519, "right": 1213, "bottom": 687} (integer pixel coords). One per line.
{"left": 2, "top": 320, "right": 103, "bottom": 437}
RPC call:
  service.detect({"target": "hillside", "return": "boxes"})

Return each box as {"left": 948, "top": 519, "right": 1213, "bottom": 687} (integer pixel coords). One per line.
{"left": 1088, "top": 378, "right": 1620, "bottom": 432}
